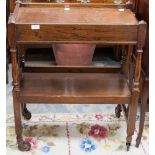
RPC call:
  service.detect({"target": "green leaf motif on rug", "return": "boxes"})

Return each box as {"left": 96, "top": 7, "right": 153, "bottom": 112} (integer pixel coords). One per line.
{"left": 76, "top": 123, "right": 90, "bottom": 136}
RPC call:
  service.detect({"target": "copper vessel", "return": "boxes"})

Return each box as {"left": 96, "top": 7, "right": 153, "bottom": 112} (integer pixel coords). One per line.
{"left": 52, "top": 44, "right": 96, "bottom": 66}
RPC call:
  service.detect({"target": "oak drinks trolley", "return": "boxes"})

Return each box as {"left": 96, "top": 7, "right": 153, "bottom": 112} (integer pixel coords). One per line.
{"left": 8, "top": 0, "right": 146, "bottom": 151}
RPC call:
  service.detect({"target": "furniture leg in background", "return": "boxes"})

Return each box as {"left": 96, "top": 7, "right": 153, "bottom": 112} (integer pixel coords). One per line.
{"left": 136, "top": 76, "right": 149, "bottom": 147}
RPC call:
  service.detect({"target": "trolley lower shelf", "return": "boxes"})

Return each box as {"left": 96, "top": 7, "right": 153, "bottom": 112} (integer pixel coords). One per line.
{"left": 21, "top": 73, "right": 131, "bottom": 104}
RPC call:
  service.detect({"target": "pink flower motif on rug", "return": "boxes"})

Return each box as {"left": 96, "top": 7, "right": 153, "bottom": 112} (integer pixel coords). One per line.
{"left": 95, "top": 114, "right": 103, "bottom": 120}
{"left": 24, "top": 137, "right": 37, "bottom": 150}
{"left": 88, "top": 124, "right": 108, "bottom": 139}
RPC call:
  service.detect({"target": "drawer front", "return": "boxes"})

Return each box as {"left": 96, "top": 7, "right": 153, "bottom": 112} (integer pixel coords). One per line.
{"left": 16, "top": 24, "right": 137, "bottom": 44}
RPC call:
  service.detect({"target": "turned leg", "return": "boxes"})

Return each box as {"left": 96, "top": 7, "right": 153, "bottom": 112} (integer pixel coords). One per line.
{"left": 115, "top": 45, "right": 132, "bottom": 119}
{"left": 136, "top": 77, "right": 149, "bottom": 147}
{"left": 17, "top": 45, "right": 26, "bottom": 83}
{"left": 13, "top": 88, "right": 31, "bottom": 151}
{"left": 126, "top": 91, "right": 139, "bottom": 151}
{"left": 21, "top": 104, "right": 32, "bottom": 120}
{"left": 8, "top": 13, "right": 31, "bottom": 151}
{"left": 126, "top": 51, "right": 141, "bottom": 151}
{"left": 18, "top": 46, "right": 31, "bottom": 121}
{"left": 6, "top": 60, "right": 9, "bottom": 84}
{"left": 126, "top": 21, "right": 147, "bottom": 151}
{"left": 6, "top": 46, "right": 9, "bottom": 84}
{"left": 10, "top": 48, "right": 31, "bottom": 151}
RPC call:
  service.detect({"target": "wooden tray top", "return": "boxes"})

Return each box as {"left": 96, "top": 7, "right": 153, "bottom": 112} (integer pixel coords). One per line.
{"left": 16, "top": 6, "right": 138, "bottom": 25}
{"left": 9, "top": 3, "right": 139, "bottom": 44}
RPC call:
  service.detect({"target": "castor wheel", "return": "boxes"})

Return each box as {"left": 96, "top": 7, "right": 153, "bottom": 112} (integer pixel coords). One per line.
{"left": 23, "top": 108, "right": 31, "bottom": 120}
{"left": 115, "top": 105, "right": 122, "bottom": 118}
{"left": 136, "top": 142, "right": 139, "bottom": 148}
{"left": 18, "top": 141, "right": 31, "bottom": 151}
{"left": 126, "top": 143, "right": 131, "bottom": 151}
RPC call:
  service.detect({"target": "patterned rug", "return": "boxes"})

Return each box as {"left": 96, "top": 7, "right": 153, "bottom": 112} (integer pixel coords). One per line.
{"left": 6, "top": 113, "right": 149, "bottom": 155}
